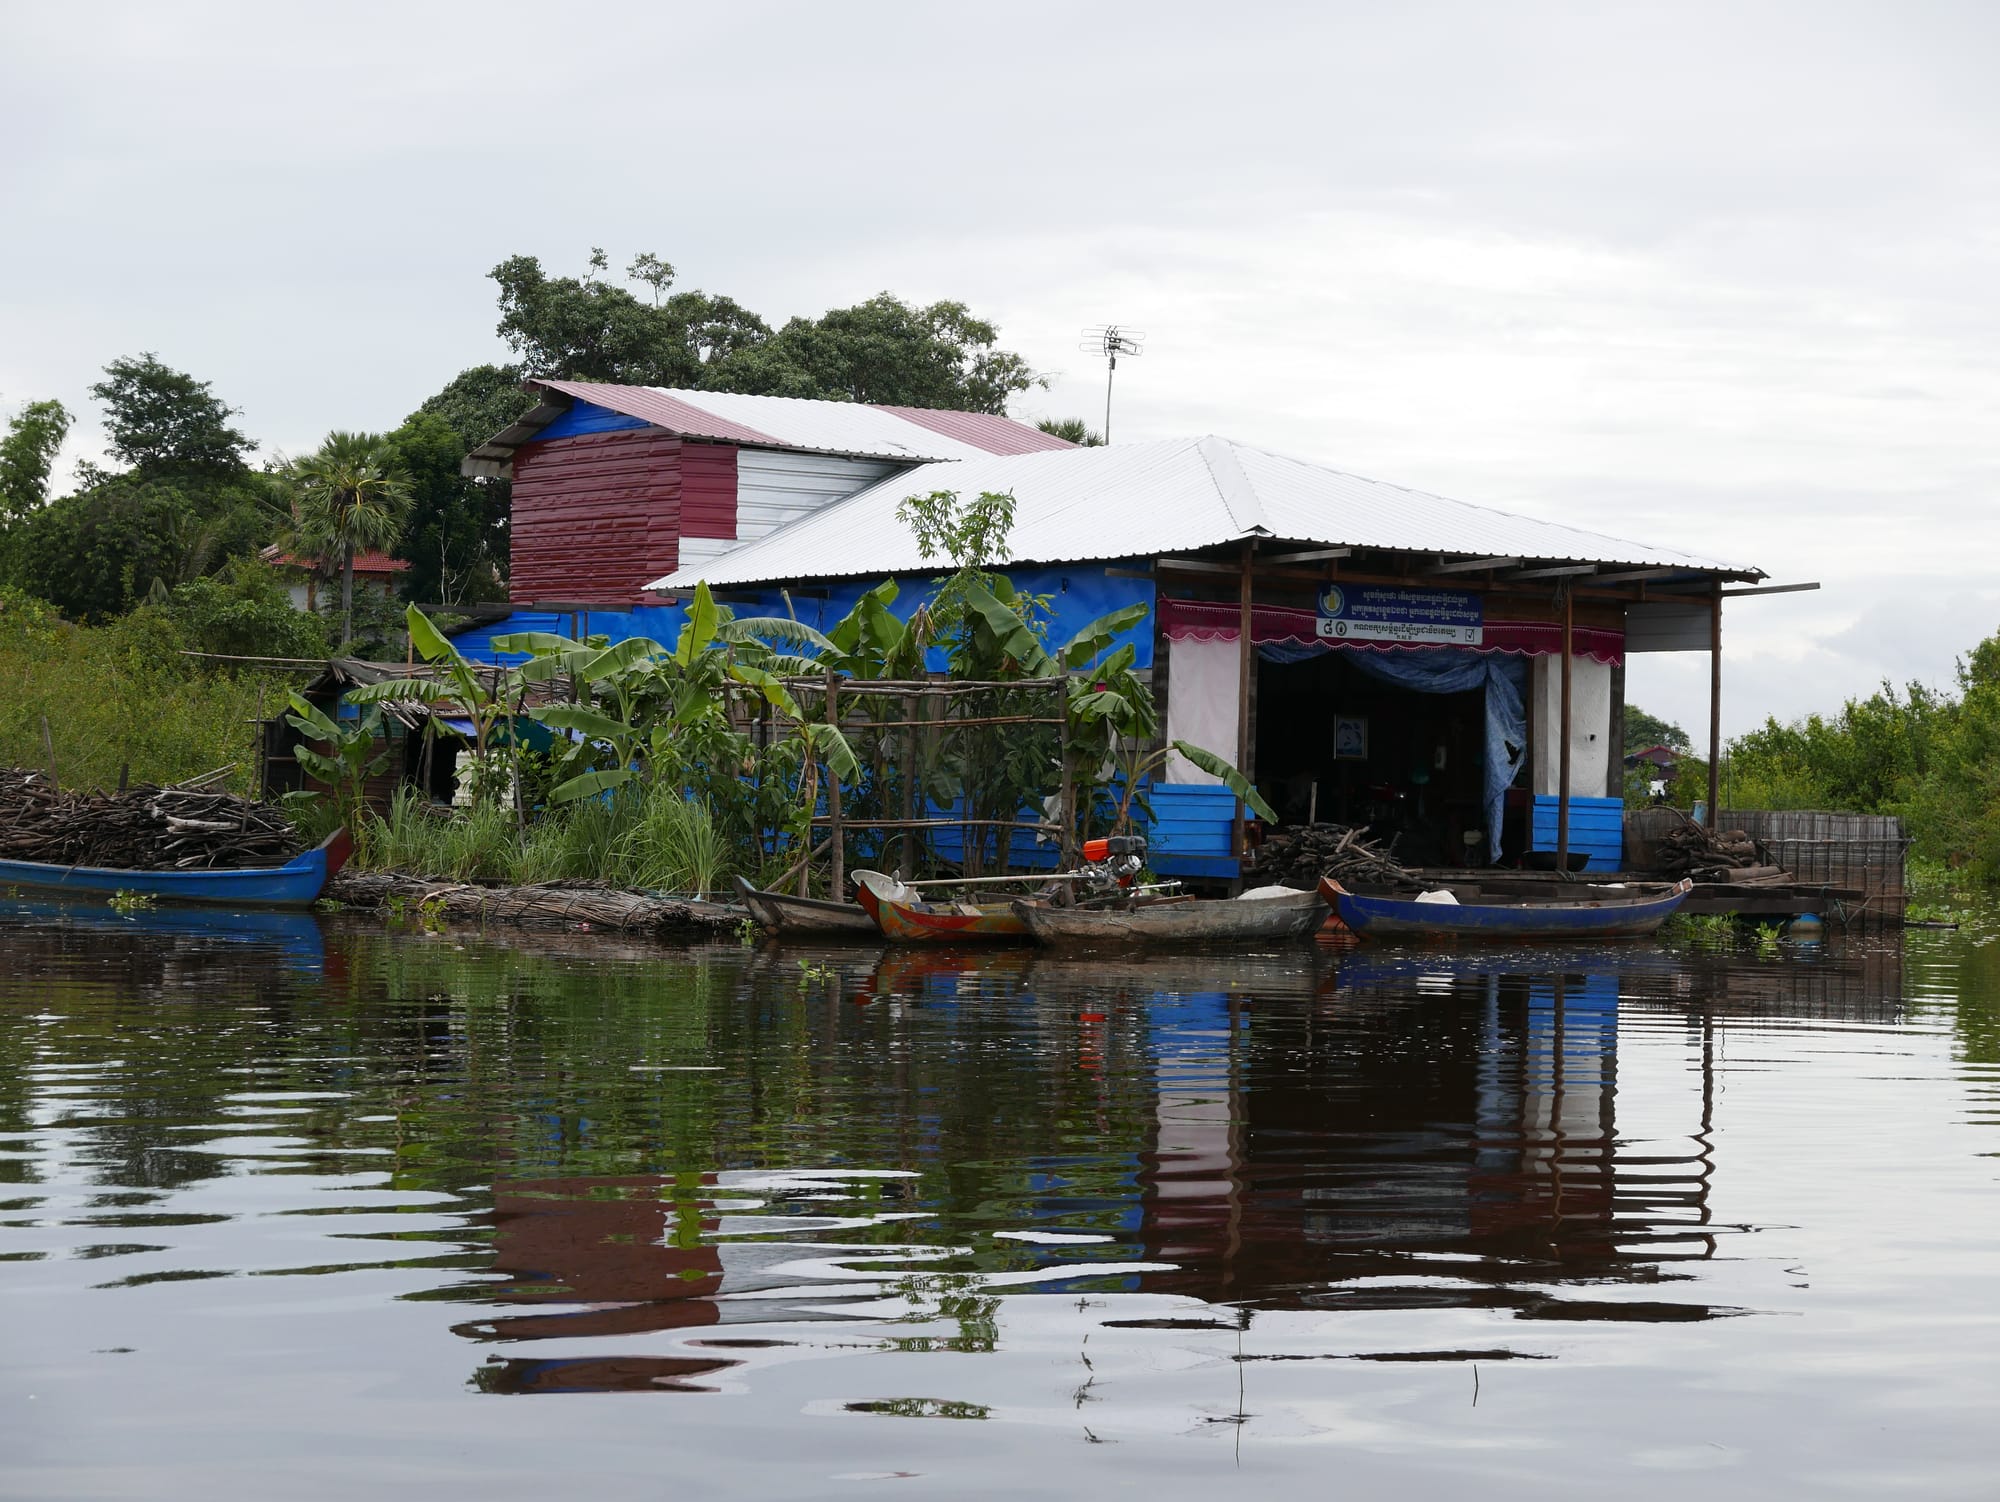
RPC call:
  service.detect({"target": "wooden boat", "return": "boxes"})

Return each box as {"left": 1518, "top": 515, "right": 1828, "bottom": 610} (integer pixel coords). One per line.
{"left": 0, "top": 828, "right": 352, "bottom": 909}
{"left": 852, "top": 869, "right": 1033, "bottom": 944}
{"left": 1321, "top": 876, "right": 1692, "bottom": 941}
{"left": 733, "top": 875, "right": 880, "bottom": 936}
{"left": 1011, "top": 888, "right": 1327, "bottom": 948}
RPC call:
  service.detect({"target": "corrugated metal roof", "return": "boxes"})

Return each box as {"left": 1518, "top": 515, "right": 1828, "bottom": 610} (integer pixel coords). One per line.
{"left": 464, "top": 381, "right": 1069, "bottom": 475}
{"left": 647, "top": 435, "right": 1759, "bottom": 590}
{"left": 867, "top": 404, "right": 1075, "bottom": 455}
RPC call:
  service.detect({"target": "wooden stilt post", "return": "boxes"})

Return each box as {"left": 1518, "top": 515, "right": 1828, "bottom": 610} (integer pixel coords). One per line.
{"left": 1057, "top": 676, "right": 1075, "bottom": 879}
{"left": 824, "top": 668, "right": 844, "bottom": 900}
{"left": 1707, "top": 586, "right": 1723, "bottom": 828}
{"left": 899, "top": 715, "right": 917, "bottom": 882}
{"left": 1557, "top": 584, "right": 1573, "bottom": 871}
{"left": 1234, "top": 542, "right": 1255, "bottom": 865}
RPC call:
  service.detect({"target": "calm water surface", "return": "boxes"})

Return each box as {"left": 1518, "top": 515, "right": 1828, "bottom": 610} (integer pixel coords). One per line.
{"left": 2, "top": 899, "right": 1998, "bottom": 1499}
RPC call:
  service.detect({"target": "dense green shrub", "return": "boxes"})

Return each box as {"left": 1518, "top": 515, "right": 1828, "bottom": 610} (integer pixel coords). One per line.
{"left": 0, "top": 586, "right": 293, "bottom": 793}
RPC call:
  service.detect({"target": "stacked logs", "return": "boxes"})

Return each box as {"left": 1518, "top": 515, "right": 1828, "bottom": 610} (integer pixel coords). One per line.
{"left": 1245, "top": 822, "right": 1415, "bottom": 890}
{"left": 0, "top": 770, "right": 302, "bottom": 871}
{"left": 1653, "top": 812, "right": 1778, "bottom": 881}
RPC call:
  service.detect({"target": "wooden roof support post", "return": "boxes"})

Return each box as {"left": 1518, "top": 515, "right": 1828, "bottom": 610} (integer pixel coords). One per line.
{"left": 1235, "top": 541, "right": 1256, "bottom": 861}
{"left": 1707, "top": 585, "right": 1723, "bottom": 828}
{"left": 1557, "top": 582, "right": 1573, "bottom": 870}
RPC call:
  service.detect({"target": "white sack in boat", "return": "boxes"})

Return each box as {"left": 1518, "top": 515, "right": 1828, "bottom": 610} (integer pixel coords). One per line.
{"left": 1414, "top": 889, "right": 1460, "bottom": 905}
{"left": 1237, "top": 885, "right": 1300, "bottom": 901}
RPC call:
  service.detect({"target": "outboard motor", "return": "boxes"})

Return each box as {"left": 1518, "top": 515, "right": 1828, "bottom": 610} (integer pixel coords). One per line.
{"left": 1079, "top": 834, "right": 1148, "bottom": 891}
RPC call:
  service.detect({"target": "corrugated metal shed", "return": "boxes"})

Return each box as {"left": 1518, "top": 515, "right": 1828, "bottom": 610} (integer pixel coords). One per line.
{"left": 464, "top": 380, "right": 1070, "bottom": 476}
{"left": 647, "top": 435, "right": 1760, "bottom": 590}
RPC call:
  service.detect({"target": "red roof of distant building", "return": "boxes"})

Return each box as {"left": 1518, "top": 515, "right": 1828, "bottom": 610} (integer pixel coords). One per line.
{"left": 262, "top": 546, "right": 410, "bottom": 575}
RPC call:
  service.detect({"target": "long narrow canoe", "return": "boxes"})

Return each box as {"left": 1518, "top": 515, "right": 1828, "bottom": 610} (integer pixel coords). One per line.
{"left": 734, "top": 875, "right": 880, "bottom": 936}
{"left": 0, "top": 828, "right": 352, "bottom": 909}
{"left": 853, "top": 869, "right": 1032, "bottom": 944}
{"left": 1322, "top": 876, "right": 1692, "bottom": 941}
{"left": 1011, "top": 888, "right": 1327, "bottom": 948}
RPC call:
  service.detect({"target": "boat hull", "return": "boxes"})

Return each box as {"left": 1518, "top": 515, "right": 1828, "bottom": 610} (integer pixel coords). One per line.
{"left": 1323, "top": 877, "right": 1692, "bottom": 941}
{"left": 1012, "top": 889, "right": 1327, "bottom": 948}
{"left": 734, "top": 877, "right": 880, "bottom": 936}
{"left": 853, "top": 871, "right": 1030, "bottom": 944}
{"left": 0, "top": 829, "right": 350, "bottom": 909}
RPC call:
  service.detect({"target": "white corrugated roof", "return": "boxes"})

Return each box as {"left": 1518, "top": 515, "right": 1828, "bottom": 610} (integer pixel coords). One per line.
{"left": 648, "top": 435, "right": 1758, "bottom": 589}
{"left": 642, "top": 388, "right": 998, "bottom": 460}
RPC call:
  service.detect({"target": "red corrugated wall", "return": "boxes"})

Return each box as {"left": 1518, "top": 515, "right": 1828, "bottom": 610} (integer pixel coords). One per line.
{"left": 510, "top": 433, "right": 738, "bottom": 604}
{"left": 678, "top": 442, "right": 738, "bottom": 542}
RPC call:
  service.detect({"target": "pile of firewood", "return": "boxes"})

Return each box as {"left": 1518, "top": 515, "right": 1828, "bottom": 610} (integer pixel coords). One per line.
{"left": 1653, "top": 811, "right": 1775, "bottom": 880}
{"left": 1245, "top": 822, "right": 1415, "bottom": 889}
{"left": 0, "top": 769, "right": 302, "bottom": 871}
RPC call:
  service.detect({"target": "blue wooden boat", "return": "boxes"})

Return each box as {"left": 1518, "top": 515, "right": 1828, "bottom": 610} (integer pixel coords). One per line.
{"left": 0, "top": 828, "right": 351, "bottom": 909}
{"left": 1322, "top": 876, "right": 1691, "bottom": 941}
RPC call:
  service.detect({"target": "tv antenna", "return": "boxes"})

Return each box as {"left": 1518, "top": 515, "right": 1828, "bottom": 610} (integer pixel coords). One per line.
{"left": 1080, "top": 325, "right": 1144, "bottom": 443}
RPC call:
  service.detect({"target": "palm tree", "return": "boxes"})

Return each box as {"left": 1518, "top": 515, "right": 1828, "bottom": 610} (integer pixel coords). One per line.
{"left": 283, "top": 432, "right": 413, "bottom": 650}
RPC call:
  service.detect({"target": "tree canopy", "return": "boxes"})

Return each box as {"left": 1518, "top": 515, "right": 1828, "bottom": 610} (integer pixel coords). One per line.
{"left": 1623, "top": 704, "right": 1690, "bottom": 754}
{"left": 0, "top": 400, "right": 72, "bottom": 520}
{"left": 485, "top": 249, "right": 1038, "bottom": 414}
{"left": 89, "top": 354, "right": 255, "bottom": 478}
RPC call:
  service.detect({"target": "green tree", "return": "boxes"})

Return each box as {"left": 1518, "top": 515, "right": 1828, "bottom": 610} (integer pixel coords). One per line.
{"left": 481, "top": 250, "right": 1035, "bottom": 414}
{"left": 1035, "top": 417, "right": 1103, "bottom": 446}
{"left": 385, "top": 412, "right": 506, "bottom": 605}
{"left": 88, "top": 354, "right": 254, "bottom": 479}
{"left": 712, "top": 294, "right": 1035, "bottom": 412}
{"left": 159, "top": 555, "right": 329, "bottom": 661}
{"left": 281, "top": 433, "right": 414, "bottom": 649}
{"left": 1623, "top": 703, "right": 1690, "bottom": 753}
{"left": 0, "top": 399, "right": 72, "bottom": 519}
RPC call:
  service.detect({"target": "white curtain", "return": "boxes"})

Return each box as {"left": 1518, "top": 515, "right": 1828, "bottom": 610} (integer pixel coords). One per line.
{"left": 1164, "top": 635, "right": 1240, "bottom": 784}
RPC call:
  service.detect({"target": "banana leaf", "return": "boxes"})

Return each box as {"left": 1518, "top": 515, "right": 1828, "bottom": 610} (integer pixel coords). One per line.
{"left": 1169, "top": 740, "right": 1277, "bottom": 822}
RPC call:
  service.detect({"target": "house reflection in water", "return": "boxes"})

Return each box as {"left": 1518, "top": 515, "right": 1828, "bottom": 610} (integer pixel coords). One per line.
{"left": 1136, "top": 955, "right": 1729, "bottom": 1319}
{"left": 459, "top": 1174, "right": 737, "bottom": 1394}
{"left": 451, "top": 942, "right": 1900, "bottom": 1392}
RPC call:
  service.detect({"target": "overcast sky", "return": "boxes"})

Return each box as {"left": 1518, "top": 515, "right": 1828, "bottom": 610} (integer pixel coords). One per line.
{"left": 3, "top": 1, "right": 1994, "bottom": 736}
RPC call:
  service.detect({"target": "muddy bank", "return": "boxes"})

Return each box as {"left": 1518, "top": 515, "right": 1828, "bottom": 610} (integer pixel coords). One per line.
{"left": 325, "top": 869, "right": 745, "bottom": 936}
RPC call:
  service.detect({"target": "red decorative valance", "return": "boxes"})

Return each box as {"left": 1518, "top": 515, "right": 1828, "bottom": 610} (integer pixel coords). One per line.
{"left": 1159, "top": 598, "right": 1624, "bottom": 664}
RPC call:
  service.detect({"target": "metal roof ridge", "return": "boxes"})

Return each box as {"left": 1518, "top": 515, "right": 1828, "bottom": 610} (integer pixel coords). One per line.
{"left": 1195, "top": 435, "right": 1268, "bottom": 537}
{"left": 1218, "top": 435, "right": 1759, "bottom": 577}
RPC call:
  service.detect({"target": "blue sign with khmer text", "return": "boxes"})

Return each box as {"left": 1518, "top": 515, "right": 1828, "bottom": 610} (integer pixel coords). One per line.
{"left": 1315, "top": 584, "right": 1484, "bottom": 645}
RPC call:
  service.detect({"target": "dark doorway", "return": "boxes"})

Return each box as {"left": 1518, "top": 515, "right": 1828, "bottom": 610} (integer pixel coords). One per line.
{"left": 1254, "top": 651, "right": 1489, "bottom": 866}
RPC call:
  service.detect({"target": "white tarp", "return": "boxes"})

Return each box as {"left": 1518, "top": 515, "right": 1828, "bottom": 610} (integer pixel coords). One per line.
{"left": 1164, "top": 634, "right": 1240, "bottom": 784}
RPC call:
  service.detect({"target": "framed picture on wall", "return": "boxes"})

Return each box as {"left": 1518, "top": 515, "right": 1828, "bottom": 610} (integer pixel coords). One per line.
{"left": 1333, "top": 715, "right": 1369, "bottom": 760}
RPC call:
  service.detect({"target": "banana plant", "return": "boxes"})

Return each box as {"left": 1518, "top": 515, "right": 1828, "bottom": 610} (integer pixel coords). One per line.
{"left": 282, "top": 692, "right": 390, "bottom": 834}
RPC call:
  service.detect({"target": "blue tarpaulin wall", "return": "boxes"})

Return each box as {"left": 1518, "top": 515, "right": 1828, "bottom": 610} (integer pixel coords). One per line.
{"left": 452, "top": 563, "right": 1155, "bottom": 673}
{"left": 1529, "top": 795, "right": 1625, "bottom": 872}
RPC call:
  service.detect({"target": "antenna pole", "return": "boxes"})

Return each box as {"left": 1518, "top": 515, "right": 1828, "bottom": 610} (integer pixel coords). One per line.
{"left": 1105, "top": 349, "right": 1116, "bottom": 443}
{"left": 1080, "top": 324, "right": 1145, "bottom": 446}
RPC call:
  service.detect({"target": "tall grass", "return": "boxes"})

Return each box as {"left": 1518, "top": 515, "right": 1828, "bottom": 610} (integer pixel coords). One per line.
{"left": 616, "top": 785, "right": 736, "bottom": 896}
{"left": 366, "top": 788, "right": 516, "bottom": 881}
{"left": 361, "top": 783, "right": 736, "bottom": 894}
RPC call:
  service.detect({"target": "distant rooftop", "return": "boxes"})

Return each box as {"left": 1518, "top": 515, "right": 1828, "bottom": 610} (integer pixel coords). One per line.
{"left": 464, "top": 379, "right": 1073, "bottom": 476}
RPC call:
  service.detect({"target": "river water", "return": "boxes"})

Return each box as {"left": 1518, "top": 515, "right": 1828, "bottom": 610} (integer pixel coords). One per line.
{"left": 2, "top": 900, "right": 1997, "bottom": 1499}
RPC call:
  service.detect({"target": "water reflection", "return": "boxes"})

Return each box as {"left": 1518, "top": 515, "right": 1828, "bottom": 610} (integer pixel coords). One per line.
{"left": 1, "top": 903, "right": 1992, "bottom": 1496}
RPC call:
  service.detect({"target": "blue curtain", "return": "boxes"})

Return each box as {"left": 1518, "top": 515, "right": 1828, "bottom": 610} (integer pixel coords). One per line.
{"left": 1257, "top": 643, "right": 1527, "bottom": 860}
